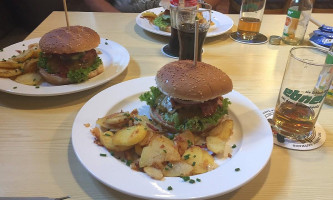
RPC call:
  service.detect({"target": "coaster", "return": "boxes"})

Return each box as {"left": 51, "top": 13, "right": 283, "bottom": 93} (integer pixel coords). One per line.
{"left": 262, "top": 108, "right": 326, "bottom": 151}
{"left": 161, "top": 44, "right": 178, "bottom": 59}
{"left": 230, "top": 32, "right": 268, "bottom": 44}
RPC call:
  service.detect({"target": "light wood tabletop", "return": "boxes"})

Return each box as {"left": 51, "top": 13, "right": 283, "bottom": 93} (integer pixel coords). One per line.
{"left": 0, "top": 11, "right": 332, "bottom": 200}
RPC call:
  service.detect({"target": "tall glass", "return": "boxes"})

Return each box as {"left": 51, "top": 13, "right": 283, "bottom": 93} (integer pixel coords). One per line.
{"left": 272, "top": 47, "right": 333, "bottom": 141}
{"left": 161, "top": 3, "right": 180, "bottom": 58}
{"left": 230, "top": 0, "right": 267, "bottom": 44}
{"left": 176, "top": 2, "right": 211, "bottom": 61}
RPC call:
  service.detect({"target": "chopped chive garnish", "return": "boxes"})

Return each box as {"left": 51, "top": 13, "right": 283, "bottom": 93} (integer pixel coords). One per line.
{"left": 192, "top": 162, "right": 196, "bottom": 166}
{"left": 181, "top": 176, "right": 190, "bottom": 181}
{"left": 126, "top": 160, "right": 132, "bottom": 166}
{"left": 100, "top": 153, "right": 107, "bottom": 157}
{"left": 13, "top": 86, "right": 17, "bottom": 89}
{"left": 232, "top": 144, "right": 237, "bottom": 148}
{"left": 235, "top": 168, "right": 240, "bottom": 172}
{"left": 196, "top": 178, "right": 201, "bottom": 182}
{"left": 163, "top": 149, "right": 167, "bottom": 153}
{"left": 187, "top": 140, "right": 193, "bottom": 147}
{"left": 189, "top": 179, "right": 195, "bottom": 184}
{"left": 183, "top": 154, "right": 190, "bottom": 160}
{"left": 167, "top": 186, "right": 173, "bottom": 190}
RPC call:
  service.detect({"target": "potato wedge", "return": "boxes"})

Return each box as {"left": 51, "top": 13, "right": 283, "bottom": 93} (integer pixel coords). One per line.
{"left": 0, "top": 68, "right": 22, "bottom": 77}
{"left": 183, "top": 146, "right": 217, "bottom": 175}
{"left": 144, "top": 166, "right": 164, "bottom": 180}
{"left": 11, "top": 47, "right": 40, "bottom": 63}
{"left": 139, "top": 135, "right": 181, "bottom": 168}
{"left": 0, "top": 60, "right": 23, "bottom": 69}
{"left": 162, "top": 161, "right": 193, "bottom": 177}
{"left": 15, "top": 72, "right": 42, "bottom": 86}
{"left": 99, "top": 131, "right": 132, "bottom": 152}
{"left": 112, "top": 124, "right": 148, "bottom": 146}
{"left": 206, "top": 136, "right": 226, "bottom": 154}
{"left": 174, "top": 130, "right": 195, "bottom": 155}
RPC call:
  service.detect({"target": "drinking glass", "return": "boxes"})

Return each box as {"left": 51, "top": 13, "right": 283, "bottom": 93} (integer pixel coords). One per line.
{"left": 161, "top": 3, "right": 179, "bottom": 58}
{"left": 176, "top": 2, "right": 211, "bottom": 61}
{"left": 272, "top": 47, "right": 333, "bottom": 141}
{"left": 230, "top": 0, "right": 268, "bottom": 44}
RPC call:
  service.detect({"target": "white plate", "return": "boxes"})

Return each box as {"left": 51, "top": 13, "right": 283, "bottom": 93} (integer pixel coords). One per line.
{"left": 72, "top": 76, "right": 273, "bottom": 200}
{"left": 0, "top": 38, "right": 129, "bottom": 96}
{"left": 136, "top": 7, "right": 234, "bottom": 37}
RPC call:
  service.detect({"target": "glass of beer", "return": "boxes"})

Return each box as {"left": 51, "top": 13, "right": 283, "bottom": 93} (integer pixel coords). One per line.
{"left": 176, "top": 2, "right": 211, "bottom": 61}
{"left": 272, "top": 47, "right": 333, "bottom": 141}
{"left": 230, "top": 0, "right": 268, "bottom": 44}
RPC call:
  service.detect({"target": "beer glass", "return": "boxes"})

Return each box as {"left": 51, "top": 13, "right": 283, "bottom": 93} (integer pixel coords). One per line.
{"left": 272, "top": 47, "right": 333, "bottom": 141}
{"left": 176, "top": 2, "right": 211, "bottom": 61}
{"left": 230, "top": 0, "right": 267, "bottom": 44}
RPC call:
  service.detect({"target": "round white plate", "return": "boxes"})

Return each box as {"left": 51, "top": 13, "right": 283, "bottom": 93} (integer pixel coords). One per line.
{"left": 136, "top": 7, "right": 234, "bottom": 37}
{"left": 0, "top": 38, "right": 129, "bottom": 96}
{"left": 72, "top": 76, "right": 273, "bottom": 200}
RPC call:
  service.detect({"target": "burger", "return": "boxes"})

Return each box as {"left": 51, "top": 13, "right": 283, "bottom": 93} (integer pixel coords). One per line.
{"left": 37, "top": 25, "right": 103, "bottom": 85}
{"left": 140, "top": 60, "right": 233, "bottom": 133}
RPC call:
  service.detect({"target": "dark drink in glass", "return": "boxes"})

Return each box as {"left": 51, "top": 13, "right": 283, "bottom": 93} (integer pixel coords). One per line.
{"left": 178, "top": 23, "right": 208, "bottom": 61}
{"left": 163, "top": 27, "right": 179, "bottom": 57}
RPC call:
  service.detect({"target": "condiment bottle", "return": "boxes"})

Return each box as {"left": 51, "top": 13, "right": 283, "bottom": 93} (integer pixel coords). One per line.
{"left": 324, "top": 45, "right": 333, "bottom": 106}
{"left": 281, "top": 0, "right": 313, "bottom": 45}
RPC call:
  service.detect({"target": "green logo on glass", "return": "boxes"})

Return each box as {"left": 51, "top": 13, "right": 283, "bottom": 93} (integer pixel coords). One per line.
{"left": 283, "top": 88, "right": 326, "bottom": 104}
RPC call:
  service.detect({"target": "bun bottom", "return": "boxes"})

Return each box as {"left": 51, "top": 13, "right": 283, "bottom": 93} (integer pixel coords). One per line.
{"left": 150, "top": 108, "right": 222, "bottom": 134}
{"left": 39, "top": 64, "right": 104, "bottom": 85}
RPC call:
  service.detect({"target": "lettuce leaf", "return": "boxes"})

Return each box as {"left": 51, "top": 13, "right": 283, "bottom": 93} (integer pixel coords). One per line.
{"left": 139, "top": 86, "right": 162, "bottom": 107}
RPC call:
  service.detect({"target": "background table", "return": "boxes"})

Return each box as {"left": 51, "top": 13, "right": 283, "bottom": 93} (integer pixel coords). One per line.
{"left": 0, "top": 12, "right": 332, "bottom": 200}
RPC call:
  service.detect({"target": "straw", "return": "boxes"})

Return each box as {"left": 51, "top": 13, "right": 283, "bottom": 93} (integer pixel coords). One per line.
{"left": 63, "top": 0, "right": 70, "bottom": 28}
{"left": 193, "top": 19, "right": 199, "bottom": 67}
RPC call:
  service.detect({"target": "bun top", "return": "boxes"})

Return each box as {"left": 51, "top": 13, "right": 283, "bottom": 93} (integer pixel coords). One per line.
{"left": 39, "top": 26, "right": 100, "bottom": 54}
{"left": 156, "top": 60, "right": 233, "bottom": 102}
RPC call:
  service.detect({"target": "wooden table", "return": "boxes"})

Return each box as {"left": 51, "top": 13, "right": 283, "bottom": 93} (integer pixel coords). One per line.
{"left": 0, "top": 12, "right": 332, "bottom": 200}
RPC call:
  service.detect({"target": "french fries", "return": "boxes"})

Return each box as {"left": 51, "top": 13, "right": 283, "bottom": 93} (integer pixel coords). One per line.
{"left": 91, "top": 109, "right": 234, "bottom": 180}
{"left": 0, "top": 43, "right": 41, "bottom": 85}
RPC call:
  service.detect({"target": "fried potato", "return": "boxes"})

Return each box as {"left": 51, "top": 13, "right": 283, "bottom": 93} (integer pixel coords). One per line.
{"left": 97, "top": 112, "right": 131, "bottom": 130}
{"left": 22, "top": 58, "right": 38, "bottom": 73}
{"left": 144, "top": 166, "right": 164, "bottom": 180}
{"left": 0, "top": 60, "right": 23, "bottom": 69}
{"left": 112, "top": 124, "right": 148, "bottom": 146}
{"left": 206, "top": 120, "right": 233, "bottom": 154}
{"left": 207, "top": 119, "right": 234, "bottom": 140}
{"left": 0, "top": 68, "right": 22, "bottom": 77}
{"left": 162, "top": 161, "right": 193, "bottom": 177}
{"left": 141, "top": 11, "right": 157, "bottom": 19}
{"left": 182, "top": 146, "right": 217, "bottom": 175}
{"left": 99, "top": 131, "right": 132, "bottom": 152}
{"left": 174, "top": 130, "right": 195, "bottom": 155}
{"left": 139, "top": 135, "right": 181, "bottom": 168}
{"left": 11, "top": 46, "right": 40, "bottom": 63}
{"left": 206, "top": 136, "right": 226, "bottom": 154}
{"left": 15, "top": 72, "right": 42, "bottom": 86}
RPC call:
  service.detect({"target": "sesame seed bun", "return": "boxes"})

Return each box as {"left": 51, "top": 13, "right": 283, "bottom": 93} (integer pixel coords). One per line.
{"left": 39, "top": 26, "right": 100, "bottom": 54}
{"left": 155, "top": 60, "right": 233, "bottom": 102}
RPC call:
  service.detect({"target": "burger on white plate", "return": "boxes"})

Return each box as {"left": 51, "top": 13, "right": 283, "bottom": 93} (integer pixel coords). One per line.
{"left": 37, "top": 25, "right": 104, "bottom": 85}
{"left": 140, "top": 60, "right": 233, "bottom": 134}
